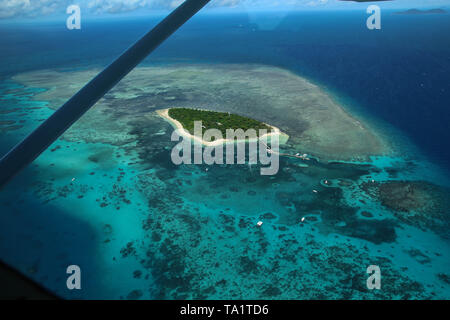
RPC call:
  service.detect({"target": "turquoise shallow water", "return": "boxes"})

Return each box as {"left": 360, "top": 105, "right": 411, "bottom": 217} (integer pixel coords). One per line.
{"left": 0, "top": 11, "right": 450, "bottom": 299}
{"left": 0, "top": 75, "right": 449, "bottom": 299}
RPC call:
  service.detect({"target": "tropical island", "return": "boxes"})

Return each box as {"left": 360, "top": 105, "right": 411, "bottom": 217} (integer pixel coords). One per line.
{"left": 157, "top": 107, "right": 288, "bottom": 146}
{"left": 13, "top": 64, "right": 390, "bottom": 161}
{"left": 169, "top": 108, "right": 271, "bottom": 135}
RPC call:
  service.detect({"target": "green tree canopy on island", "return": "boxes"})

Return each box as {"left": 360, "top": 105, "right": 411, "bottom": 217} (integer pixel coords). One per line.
{"left": 168, "top": 108, "right": 271, "bottom": 136}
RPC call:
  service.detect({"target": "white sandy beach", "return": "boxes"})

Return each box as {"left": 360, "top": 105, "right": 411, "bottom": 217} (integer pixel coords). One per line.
{"left": 13, "top": 64, "right": 390, "bottom": 161}
{"left": 156, "top": 108, "right": 289, "bottom": 147}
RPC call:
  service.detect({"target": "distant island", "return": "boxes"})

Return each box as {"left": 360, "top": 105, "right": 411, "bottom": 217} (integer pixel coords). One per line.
{"left": 157, "top": 108, "right": 288, "bottom": 146}
{"left": 395, "top": 8, "right": 447, "bottom": 15}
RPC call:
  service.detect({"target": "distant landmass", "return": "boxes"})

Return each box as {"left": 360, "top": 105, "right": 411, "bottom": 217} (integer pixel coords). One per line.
{"left": 395, "top": 8, "right": 447, "bottom": 15}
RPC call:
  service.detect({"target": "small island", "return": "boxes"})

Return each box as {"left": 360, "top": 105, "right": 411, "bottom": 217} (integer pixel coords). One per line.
{"left": 169, "top": 108, "right": 271, "bottom": 135}
{"left": 395, "top": 8, "right": 447, "bottom": 15}
{"left": 15, "top": 64, "right": 389, "bottom": 160}
{"left": 157, "top": 108, "right": 288, "bottom": 146}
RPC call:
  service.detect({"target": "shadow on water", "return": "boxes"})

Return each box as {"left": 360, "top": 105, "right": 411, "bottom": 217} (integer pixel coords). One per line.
{"left": 0, "top": 167, "right": 103, "bottom": 299}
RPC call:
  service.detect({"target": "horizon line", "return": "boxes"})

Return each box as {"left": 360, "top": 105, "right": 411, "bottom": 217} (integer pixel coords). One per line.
{"left": 0, "top": 5, "right": 448, "bottom": 25}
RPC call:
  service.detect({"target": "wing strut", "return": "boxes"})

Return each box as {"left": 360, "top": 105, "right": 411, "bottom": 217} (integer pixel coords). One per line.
{"left": 0, "top": 0, "right": 210, "bottom": 189}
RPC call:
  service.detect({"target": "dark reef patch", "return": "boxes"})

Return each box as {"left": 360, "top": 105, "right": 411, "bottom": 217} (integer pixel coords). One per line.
{"left": 344, "top": 219, "right": 397, "bottom": 244}
{"left": 360, "top": 211, "right": 374, "bottom": 218}
{"left": 120, "top": 242, "right": 136, "bottom": 258}
{"left": 127, "top": 290, "right": 143, "bottom": 300}
{"left": 259, "top": 212, "right": 277, "bottom": 220}
{"left": 262, "top": 285, "right": 282, "bottom": 297}
{"left": 360, "top": 180, "right": 450, "bottom": 237}
{"left": 406, "top": 249, "right": 431, "bottom": 264}
{"left": 437, "top": 273, "right": 450, "bottom": 285}
{"left": 239, "top": 256, "right": 260, "bottom": 275}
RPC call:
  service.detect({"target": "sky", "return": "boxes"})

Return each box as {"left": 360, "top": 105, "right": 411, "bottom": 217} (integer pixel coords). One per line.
{"left": 0, "top": 0, "right": 449, "bottom": 19}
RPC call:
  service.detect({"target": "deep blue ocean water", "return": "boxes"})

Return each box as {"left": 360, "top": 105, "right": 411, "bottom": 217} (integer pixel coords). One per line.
{"left": 1, "top": 10, "right": 449, "bottom": 174}
{"left": 0, "top": 10, "right": 449, "bottom": 299}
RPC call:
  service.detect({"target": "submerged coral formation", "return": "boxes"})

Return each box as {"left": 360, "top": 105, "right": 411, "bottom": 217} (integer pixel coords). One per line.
{"left": 0, "top": 65, "right": 448, "bottom": 299}
{"left": 12, "top": 64, "right": 390, "bottom": 161}
{"left": 360, "top": 180, "right": 449, "bottom": 237}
